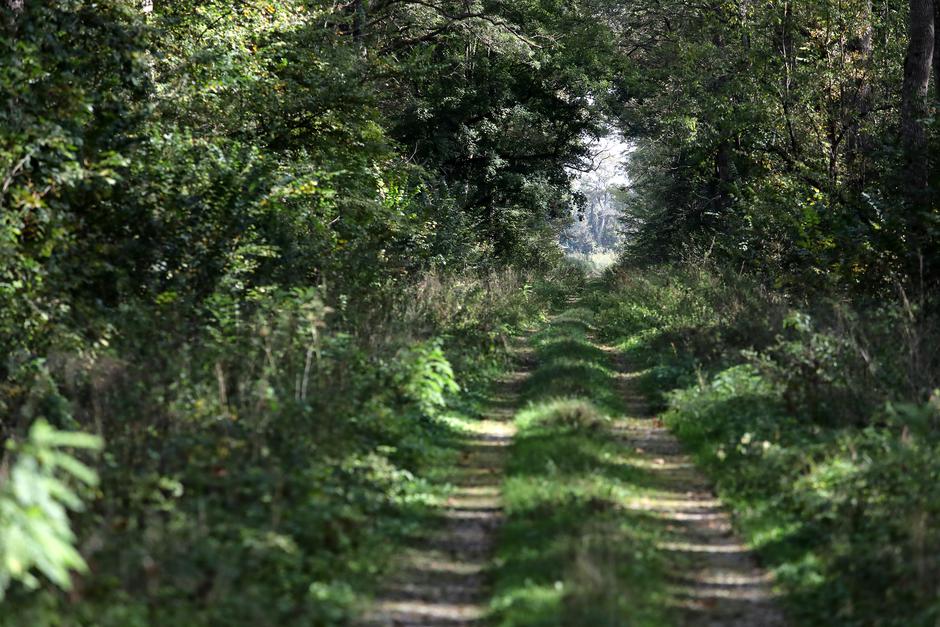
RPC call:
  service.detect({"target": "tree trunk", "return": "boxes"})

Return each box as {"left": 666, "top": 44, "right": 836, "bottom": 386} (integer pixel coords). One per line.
{"left": 900, "top": 0, "right": 934, "bottom": 198}
{"left": 845, "top": 0, "right": 874, "bottom": 191}
{"left": 935, "top": 0, "right": 940, "bottom": 98}
{"left": 351, "top": 0, "right": 365, "bottom": 42}
{"left": 709, "top": 3, "right": 735, "bottom": 210}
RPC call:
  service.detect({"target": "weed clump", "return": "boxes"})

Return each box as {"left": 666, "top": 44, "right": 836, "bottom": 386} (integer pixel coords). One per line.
{"left": 521, "top": 398, "right": 609, "bottom": 431}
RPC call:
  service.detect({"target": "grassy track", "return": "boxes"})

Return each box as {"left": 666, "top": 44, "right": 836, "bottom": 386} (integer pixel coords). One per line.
{"left": 491, "top": 305, "right": 785, "bottom": 626}
{"left": 360, "top": 341, "right": 531, "bottom": 627}
{"left": 491, "top": 307, "right": 672, "bottom": 626}
{"left": 361, "top": 301, "right": 786, "bottom": 627}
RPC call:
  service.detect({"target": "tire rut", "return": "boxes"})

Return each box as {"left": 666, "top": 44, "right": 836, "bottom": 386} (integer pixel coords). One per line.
{"left": 601, "top": 343, "right": 787, "bottom": 627}
{"left": 359, "top": 359, "right": 530, "bottom": 627}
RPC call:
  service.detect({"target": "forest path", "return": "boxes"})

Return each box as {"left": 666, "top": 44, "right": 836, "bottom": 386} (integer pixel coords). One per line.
{"left": 363, "top": 305, "right": 784, "bottom": 626}
{"left": 490, "top": 304, "right": 786, "bottom": 626}
{"left": 360, "top": 345, "right": 532, "bottom": 627}
{"left": 599, "top": 339, "right": 787, "bottom": 626}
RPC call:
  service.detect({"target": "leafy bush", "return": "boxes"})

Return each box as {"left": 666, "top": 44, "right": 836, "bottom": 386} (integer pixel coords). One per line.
{"left": 0, "top": 421, "right": 101, "bottom": 599}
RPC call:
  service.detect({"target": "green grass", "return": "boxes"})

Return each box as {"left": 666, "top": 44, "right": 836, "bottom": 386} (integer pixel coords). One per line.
{"left": 490, "top": 307, "right": 674, "bottom": 627}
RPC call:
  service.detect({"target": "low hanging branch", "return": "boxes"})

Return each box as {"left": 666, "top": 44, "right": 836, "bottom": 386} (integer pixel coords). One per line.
{"left": 359, "top": 0, "right": 542, "bottom": 52}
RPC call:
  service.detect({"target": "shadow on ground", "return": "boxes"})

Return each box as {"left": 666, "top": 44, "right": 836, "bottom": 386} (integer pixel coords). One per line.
{"left": 491, "top": 308, "right": 785, "bottom": 627}
{"left": 360, "top": 350, "right": 530, "bottom": 627}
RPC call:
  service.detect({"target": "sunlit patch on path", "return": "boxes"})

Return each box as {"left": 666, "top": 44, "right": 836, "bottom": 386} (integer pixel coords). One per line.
{"left": 602, "top": 344, "right": 787, "bottom": 626}
{"left": 360, "top": 362, "right": 526, "bottom": 627}
{"left": 363, "top": 309, "right": 785, "bottom": 626}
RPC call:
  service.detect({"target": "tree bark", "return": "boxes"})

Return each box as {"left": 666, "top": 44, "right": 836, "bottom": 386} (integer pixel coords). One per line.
{"left": 351, "top": 0, "right": 365, "bottom": 42}
{"left": 845, "top": 0, "right": 874, "bottom": 191}
{"left": 935, "top": 0, "right": 940, "bottom": 98}
{"left": 900, "top": 0, "right": 934, "bottom": 198}
{"left": 709, "top": 2, "right": 735, "bottom": 210}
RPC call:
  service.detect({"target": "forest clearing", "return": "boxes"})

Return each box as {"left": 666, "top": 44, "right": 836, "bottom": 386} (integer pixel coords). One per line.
{"left": 2, "top": 1, "right": 940, "bottom": 626}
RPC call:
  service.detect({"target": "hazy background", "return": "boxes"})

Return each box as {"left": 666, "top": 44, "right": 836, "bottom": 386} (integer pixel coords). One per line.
{"left": 561, "top": 132, "right": 630, "bottom": 269}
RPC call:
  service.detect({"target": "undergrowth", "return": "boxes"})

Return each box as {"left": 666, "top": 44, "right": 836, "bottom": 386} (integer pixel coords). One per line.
{"left": 591, "top": 264, "right": 940, "bottom": 626}
{"left": 1, "top": 266, "right": 579, "bottom": 626}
